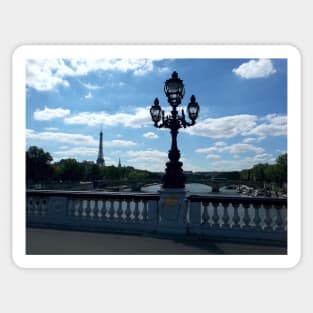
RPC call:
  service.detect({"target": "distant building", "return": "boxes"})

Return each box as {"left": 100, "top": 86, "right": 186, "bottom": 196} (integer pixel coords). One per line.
{"left": 96, "top": 130, "right": 105, "bottom": 167}
{"left": 118, "top": 158, "right": 121, "bottom": 168}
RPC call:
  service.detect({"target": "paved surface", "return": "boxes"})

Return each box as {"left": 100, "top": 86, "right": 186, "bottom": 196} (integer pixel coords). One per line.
{"left": 26, "top": 228, "right": 287, "bottom": 255}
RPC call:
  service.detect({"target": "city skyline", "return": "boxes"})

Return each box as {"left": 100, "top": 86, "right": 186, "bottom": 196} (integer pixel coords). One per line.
{"left": 26, "top": 58, "right": 287, "bottom": 172}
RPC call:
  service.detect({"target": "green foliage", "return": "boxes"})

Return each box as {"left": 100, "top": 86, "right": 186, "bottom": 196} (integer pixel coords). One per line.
{"left": 127, "top": 170, "right": 149, "bottom": 181}
{"left": 26, "top": 146, "right": 53, "bottom": 183}
{"left": 53, "top": 159, "right": 85, "bottom": 182}
{"left": 240, "top": 153, "right": 287, "bottom": 189}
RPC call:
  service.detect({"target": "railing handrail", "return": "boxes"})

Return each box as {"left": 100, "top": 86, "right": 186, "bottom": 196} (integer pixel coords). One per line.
{"left": 26, "top": 189, "right": 160, "bottom": 200}
{"left": 188, "top": 194, "right": 287, "bottom": 207}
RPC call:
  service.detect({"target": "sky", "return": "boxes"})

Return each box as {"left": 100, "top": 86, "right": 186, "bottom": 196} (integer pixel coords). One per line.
{"left": 26, "top": 58, "right": 287, "bottom": 172}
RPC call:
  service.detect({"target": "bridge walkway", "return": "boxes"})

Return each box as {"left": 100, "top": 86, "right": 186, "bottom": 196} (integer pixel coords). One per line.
{"left": 26, "top": 228, "right": 287, "bottom": 255}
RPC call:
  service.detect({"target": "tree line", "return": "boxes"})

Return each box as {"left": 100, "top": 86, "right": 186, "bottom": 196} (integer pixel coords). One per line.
{"left": 26, "top": 146, "right": 287, "bottom": 191}
{"left": 26, "top": 146, "right": 159, "bottom": 186}
{"left": 240, "top": 153, "right": 287, "bottom": 190}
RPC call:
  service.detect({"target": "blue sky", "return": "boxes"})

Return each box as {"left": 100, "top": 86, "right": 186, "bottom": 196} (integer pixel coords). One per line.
{"left": 26, "top": 58, "right": 287, "bottom": 172}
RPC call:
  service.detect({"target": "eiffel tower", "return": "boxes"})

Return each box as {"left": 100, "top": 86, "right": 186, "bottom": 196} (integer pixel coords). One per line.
{"left": 96, "top": 129, "right": 105, "bottom": 166}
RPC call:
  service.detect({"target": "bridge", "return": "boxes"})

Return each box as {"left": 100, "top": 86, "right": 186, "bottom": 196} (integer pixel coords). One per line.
{"left": 94, "top": 178, "right": 263, "bottom": 193}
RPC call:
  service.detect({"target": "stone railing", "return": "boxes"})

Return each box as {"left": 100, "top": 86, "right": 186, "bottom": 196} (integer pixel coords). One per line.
{"left": 27, "top": 190, "right": 159, "bottom": 234}
{"left": 26, "top": 190, "right": 287, "bottom": 244}
{"left": 188, "top": 195, "right": 287, "bottom": 243}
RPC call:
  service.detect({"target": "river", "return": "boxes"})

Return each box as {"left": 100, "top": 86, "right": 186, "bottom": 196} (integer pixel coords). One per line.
{"left": 141, "top": 183, "right": 240, "bottom": 196}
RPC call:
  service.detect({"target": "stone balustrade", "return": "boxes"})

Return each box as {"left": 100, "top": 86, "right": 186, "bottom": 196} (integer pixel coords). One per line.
{"left": 188, "top": 195, "right": 287, "bottom": 243}
{"left": 26, "top": 190, "right": 287, "bottom": 244}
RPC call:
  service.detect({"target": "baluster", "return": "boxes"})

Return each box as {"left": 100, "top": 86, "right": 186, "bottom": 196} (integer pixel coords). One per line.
{"left": 142, "top": 201, "right": 148, "bottom": 221}
{"left": 264, "top": 205, "right": 273, "bottom": 230}
{"left": 117, "top": 200, "right": 123, "bottom": 221}
{"left": 68, "top": 199, "right": 75, "bottom": 216}
{"left": 243, "top": 204, "right": 251, "bottom": 229}
{"left": 212, "top": 202, "right": 220, "bottom": 228}
{"left": 274, "top": 205, "right": 284, "bottom": 231}
{"left": 134, "top": 200, "right": 140, "bottom": 222}
{"left": 222, "top": 203, "right": 230, "bottom": 228}
{"left": 34, "top": 200, "right": 39, "bottom": 215}
{"left": 27, "top": 197, "right": 32, "bottom": 215}
{"left": 94, "top": 200, "right": 100, "bottom": 219}
{"left": 125, "top": 200, "right": 132, "bottom": 221}
{"left": 109, "top": 200, "right": 115, "bottom": 220}
{"left": 85, "top": 199, "right": 91, "bottom": 218}
{"left": 202, "top": 202, "right": 209, "bottom": 225}
{"left": 89, "top": 200, "right": 95, "bottom": 218}
{"left": 253, "top": 204, "right": 261, "bottom": 229}
{"left": 77, "top": 199, "right": 84, "bottom": 217}
{"left": 283, "top": 205, "right": 287, "bottom": 231}
{"left": 40, "top": 199, "right": 47, "bottom": 215}
{"left": 232, "top": 203, "right": 241, "bottom": 228}
{"left": 101, "top": 200, "right": 107, "bottom": 219}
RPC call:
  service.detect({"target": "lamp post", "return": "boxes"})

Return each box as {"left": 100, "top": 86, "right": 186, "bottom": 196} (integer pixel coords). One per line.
{"left": 150, "top": 71, "right": 200, "bottom": 189}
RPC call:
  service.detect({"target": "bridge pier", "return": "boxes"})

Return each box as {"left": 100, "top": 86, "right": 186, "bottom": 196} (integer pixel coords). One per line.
{"left": 211, "top": 183, "right": 220, "bottom": 193}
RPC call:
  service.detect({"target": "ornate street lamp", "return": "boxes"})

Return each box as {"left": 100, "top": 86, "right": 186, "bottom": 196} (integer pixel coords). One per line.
{"left": 150, "top": 71, "right": 200, "bottom": 189}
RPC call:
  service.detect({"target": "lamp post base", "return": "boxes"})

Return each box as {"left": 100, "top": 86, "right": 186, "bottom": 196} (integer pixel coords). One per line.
{"left": 158, "top": 188, "right": 187, "bottom": 235}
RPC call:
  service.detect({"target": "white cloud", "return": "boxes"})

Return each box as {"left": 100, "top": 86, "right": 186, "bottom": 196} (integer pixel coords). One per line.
{"left": 195, "top": 147, "right": 219, "bottom": 154}
{"left": 196, "top": 143, "right": 264, "bottom": 156}
{"left": 26, "top": 59, "right": 70, "bottom": 91}
{"left": 103, "top": 140, "right": 137, "bottom": 147}
{"left": 206, "top": 154, "right": 221, "bottom": 159}
{"left": 232, "top": 59, "right": 276, "bottom": 79}
{"left": 54, "top": 147, "right": 98, "bottom": 157}
{"left": 143, "top": 132, "right": 159, "bottom": 139}
{"left": 214, "top": 141, "right": 227, "bottom": 147}
{"left": 224, "top": 143, "right": 264, "bottom": 154}
{"left": 84, "top": 92, "right": 93, "bottom": 99}
{"left": 244, "top": 114, "right": 287, "bottom": 137}
{"left": 209, "top": 153, "right": 274, "bottom": 171}
{"left": 33, "top": 107, "right": 70, "bottom": 121}
{"left": 80, "top": 81, "right": 103, "bottom": 90}
{"left": 26, "top": 129, "right": 137, "bottom": 150}
{"left": 185, "top": 114, "right": 257, "bottom": 138}
{"left": 26, "top": 58, "right": 161, "bottom": 91}
{"left": 64, "top": 107, "right": 151, "bottom": 128}
{"left": 125, "top": 149, "right": 168, "bottom": 171}
{"left": 26, "top": 129, "right": 97, "bottom": 145}
{"left": 44, "top": 127, "right": 59, "bottom": 131}
{"left": 185, "top": 113, "right": 286, "bottom": 139}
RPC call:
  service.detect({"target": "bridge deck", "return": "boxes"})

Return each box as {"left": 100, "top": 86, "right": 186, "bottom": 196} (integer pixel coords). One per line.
{"left": 26, "top": 228, "right": 287, "bottom": 255}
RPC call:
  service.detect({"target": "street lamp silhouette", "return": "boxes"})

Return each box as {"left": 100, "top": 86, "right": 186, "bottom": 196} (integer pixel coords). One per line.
{"left": 150, "top": 71, "right": 200, "bottom": 188}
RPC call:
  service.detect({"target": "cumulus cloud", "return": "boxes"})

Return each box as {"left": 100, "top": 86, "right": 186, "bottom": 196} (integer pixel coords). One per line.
{"left": 206, "top": 154, "right": 221, "bottom": 160}
{"left": 26, "top": 129, "right": 137, "bottom": 148}
{"left": 64, "top": 107, "right": 151, "bottom": 128}
{"left": 209, "top": 153, "right": 274, "bottom": 171}
{"left": 54, "top": 147, "right": 98, "bottom": 157}
{"left": 232, "top": 59, "right": 276, "bottom": 79}
{"left": 33, "top": 107, "right": 70, "bottom": 121}
{"left": 80, "top": 81, "right": 103, "bottom": 90}
{"left": 196, "top": 143, "right": 264, "bottom": 156}
{"left": 26, "top": 129, "right": 98, "bottom": 145}
{"left": 26, "top": 58, "right": 164, "bottom": 91}
{"left": 143, "top": 132, "right": 159, "bottom": 139}
{"left": 103, "top": 140, "right": 137, "bottom": 147}
{"left": 44, "top": 127, "right": 59, "bottom": 131}
{"left": 214, "top": 141, "right": 227, "bottom": 147}
{"left": 184, "top": 114, "right": 257, "bottom": 138}
{"left": 185, "top": 113, "right": 286, "bottom": 139}
{"left": 243, "top": 114, "right": 287, "bottom": 137}
{"left": 125, "top": 149, "right": 168, "bottom": 171}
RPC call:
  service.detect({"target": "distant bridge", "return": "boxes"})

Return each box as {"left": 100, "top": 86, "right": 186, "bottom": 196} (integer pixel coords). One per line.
{"left": 94, "top": 178, "right": 263, "bottom": 193}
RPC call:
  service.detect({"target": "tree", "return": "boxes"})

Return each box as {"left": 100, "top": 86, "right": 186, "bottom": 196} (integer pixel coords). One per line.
{"left": 57, "top": 159, "right": 85, "bottom": 182}
{"left": 26, "top": 146, "right": 53, "bottom": 183}
{"left": 275, "top": 153, "right": 287, "bottom": 187}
